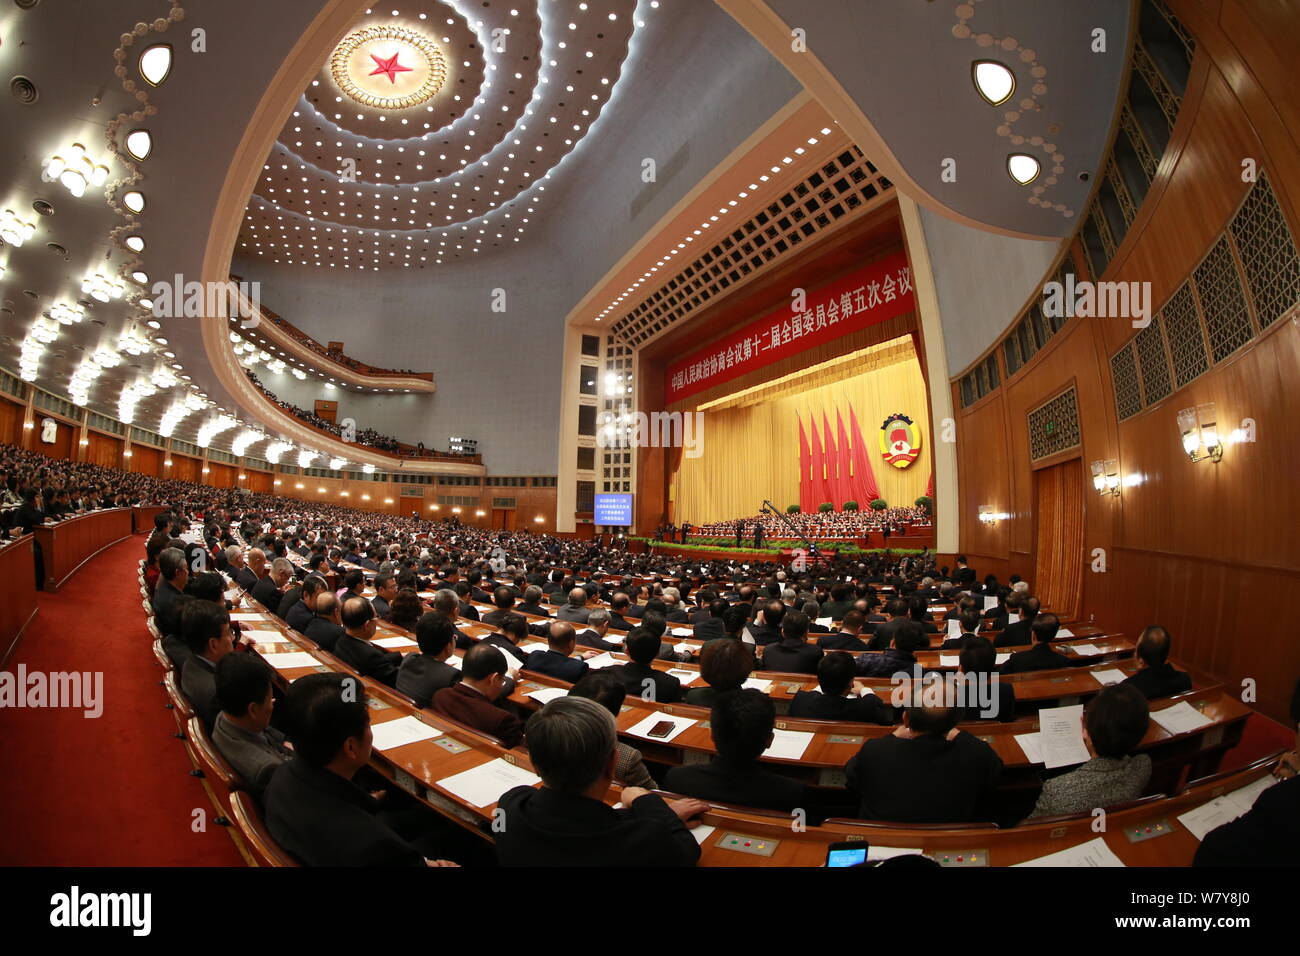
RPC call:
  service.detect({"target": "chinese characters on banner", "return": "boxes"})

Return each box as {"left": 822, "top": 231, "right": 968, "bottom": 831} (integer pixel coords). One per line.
{"left": 664, "top": 250, "right": 916, "bottom": 403}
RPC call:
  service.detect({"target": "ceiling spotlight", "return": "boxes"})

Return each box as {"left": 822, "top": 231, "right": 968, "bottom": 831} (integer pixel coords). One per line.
{"left": 0, "top": 208, "right": 36, "bottom": 246}
{"left": 139, "top": 44, "right": 173, "bottom": 86}
{"left": 81, "top": 272, "right": 126, "bottom": 302}
{"left": 123, "top": 191, "right": 146, "bottom": 213}
{"left": 124, "top": 235, "right": 145, "bottom": 252}
{"left": 41, "top": 144, "right": 110, "bottom": 198}
{"left": 1007, "top": 153, "right": 1040, "bottom": 185}
{"left": 131, "top": 270, "right": 148, "bottom": 285}
{"left": 972, "top": 60, "right": 1015, "bottom": 106}
{"left": 125, "top": 129, "right": 153, "bottom": 161}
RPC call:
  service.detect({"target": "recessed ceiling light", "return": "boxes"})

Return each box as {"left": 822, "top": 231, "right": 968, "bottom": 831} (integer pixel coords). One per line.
{"left": 1007, "top": 153, "right": 1040, "bottom": 185}
{"left": 124, "top": 235, "right": 145, "bottom": 252}
{"left": 123, "top": 191, "right": 145, "bottom": 213}
{"left": 138, "top": 44, "right": 173, "bottom": 86}
{"left": 972, "top": 60, "right": 1015, "bottom": 106}
{"left": 125, "top": 129, "right": 153, "bottom": 160}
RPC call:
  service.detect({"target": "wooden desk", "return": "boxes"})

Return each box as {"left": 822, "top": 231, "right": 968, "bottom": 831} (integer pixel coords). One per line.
{"left": 32, "top": 507, "right": 133, "bottom": 592}
{"left": 0, "top": 534, "right": 38, "bottom": 664}
{"left": 131, "top": 505, "right": 169, "bottom": 536}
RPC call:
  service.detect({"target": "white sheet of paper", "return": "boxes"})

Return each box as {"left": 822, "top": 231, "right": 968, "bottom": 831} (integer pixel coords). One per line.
{"left": 1057, "top": 628, "right": 1075, "bottom": 638}
{"left": 446, "top": 655, "right": 463, "bottom": 670}
{"left": 995, "top": 653, "right": 1010, "bottom": 666}
{"left": 983, "top": 596, "right": 999, "bottom": 611}
{"left": 742, "top": 677, "right": 773, "bottom": 692}
{"left": 947, "top": 618, "right": 962, "bottom": 637}
{"left": 260, "top": 651, "right": 319, "bottom": 670}
{"left": 230, "top": 612, "right": 266, "bottom": 622}
{"left": 852, "top": 684, "right": 876, "bottom": 697}
{"left": 762, "top": 729, "right": 814, "bottom": 761}
{"left": 1223, "top": 774, "right": 1278, "bottom": 814}
{"left": 665, "top": 668, "right": 698, "bottom": 686}
{"left": 1015, "top": 732, "right": 1044, "bottom": 764}
{"left": 601, "top": 631, "right": 626, "bottom": 645}
{"left": 1037, "top": 703, "right": 1092, "bottom": 769}
{"left": 670, "top": 626, "right": 694, "bottom": 637}
{"left": 518, "top": 642, "right": 549, "bottom": 655}
{"left": 1014, "top": 836, "right": 1125, "bottom": 867}
{"left": 1176, "top": 797, "right": 1242, "bottom": 841}
{"left": 370, "top": 715, "right": 443, "bottom": 751}
{"left": 673, "top": 642, "right": 694, "bottom": 655}
{"left": 939, "top": 654, "right": 959, "bottom": 667}
{"left": 1150, "top": 700, "right": 1214, "bottom": 735}
{"left": 1007, "top": 612, "right": 1021, "bottom": 624}
{"left": 626, "top": 712, "right": 697, "bottom": 743}
{"left": 816, "top": 617, "right": 833, "bottom": 628}
{"left": 224, "top": 589, "right": 242, "bottom": 601}
{"left": 372, "top": 635, "right": 415, "bottom": 649}
{"left": 526, "top": 686, "right": 568, "bottom": 705}
{"left": 868, "top": 846, "right": 926, "bottom": 862}
{"left": 436, "top": 758, "right": 541, "bottom": 807}
{"left": 239, "top": 628, "right": 286, "bottom": 642}
{"left": 1091, "top": 668, "right": 1128, "bottom": 686}
{"left": 1070, "top": 643, "right": 1102, "bottom": 655}
{"left": 584, "top": 652, "right": 620, "bottom": 670}
{"left": 691, "top": 824, "right": 717, "bottom": 845}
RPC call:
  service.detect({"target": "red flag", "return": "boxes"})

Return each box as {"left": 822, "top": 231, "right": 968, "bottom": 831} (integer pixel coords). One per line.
{"left": 850, "top": 407, "right": 881, "bottom": 502}
{"left": 809, "top": 416, "right": 830, "bottom": 510}
{"left": 835, "top": 410, "right": 855, "bottom": 509}
{"left": 797, "top": 415, "right": 813, "bottom": 514}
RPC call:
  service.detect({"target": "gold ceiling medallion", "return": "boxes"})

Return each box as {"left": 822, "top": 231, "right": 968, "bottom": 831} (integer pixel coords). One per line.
{"left": 330, "top": 25, "right": 448, "bottom": 111}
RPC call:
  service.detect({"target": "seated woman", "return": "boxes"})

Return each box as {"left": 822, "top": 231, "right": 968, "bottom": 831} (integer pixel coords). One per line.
{"left": 1027, "top": 683, "right": 1151, "bottom": 819}
{"left": 684, "top": 637, "right": 753, "bottom": 708}
{"left": 385, "top": 588, "right": 424, "bottom": 631}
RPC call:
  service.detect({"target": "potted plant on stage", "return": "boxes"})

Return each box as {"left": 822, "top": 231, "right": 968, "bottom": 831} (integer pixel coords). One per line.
{"left": 869, "top": 498, "right": 888, "bottom": 510}
{"left": 842, "top": 500, "right": 859, "bottom": 511}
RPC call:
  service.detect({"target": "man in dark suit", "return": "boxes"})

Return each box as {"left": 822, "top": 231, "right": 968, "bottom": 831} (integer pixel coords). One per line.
{"left": 606, "top": 593, "right": 635, "bottom": 631}
{"left": 613, "top": 628, "right": 682, "bottom": 704}
{"left": 865, "top": 598, "right": 909, "bottom": 650}
{"left": 397, "top": 610, "right": 462, "bottom": 708}
{"left": 493, "top": 697, "right": 705, "bottom": 866}
{"left": 302, "top": 588, "right": 346, "bottom": 653}
{"left": 745, "top": 599, "right": 785, "bottom": 647}
{"left": 179, "top": 599, "right": 236, "bottom": 732}
{"left": 152, "top": 547, "right": 189, "bottom": 639}
{"left": 252, "top": 557, "right": 292, "bottom": 611}
{"left": 481, "top": 586, "right": 518, "bottom": 629}
{"left": 693, "top": 599, "right": 728, "bottom": 643}
{"left": 818, "top": 609, "right": 870, "bottom": 651}
{"left": 285, "top": 574, "right": 330, "bottom": 634}
{"left": 957, "top": 636, "right": 1016, "bottom": 722}
{"left": 432, "top": 643, "right": 523, "bottom": 747}
{"left": 517, "top": 585, "right": 550, "bottom": 618}
{"left": 11, "top": 488, "right": 48, "bottom": 534}
{"left": 555, "top": 588, "right": 592, "bottom": 625}
{"left": 370, "top": 572, "right": 398, "bottom": 621}
{"left": 264, "top": 673, "right": 455, "bottom": 867}
{"left": 480, "top": 612, "right": 529, "bottom": 668}
{"left": 236, "top": 548, "right": 266, "bottom": 593}
{"left": 761, "top": 610, "right": 823, "bottom": 675}
{"left": 454, "top": 581, "right": 481, "bottom": 621}
{"left": 1120, "top": 625, "right": 1194, "bottom": 700}
{"left": 999, "top": 612, "right": 1075, "bottom": 674}
{"left": 213, "top": 652, "right": 292, "bottom": 796}
{"left": 789, "top": 651, "right": 895, "bottom": 725}
{"left": 993, "top": 595, "right": 1035, "bottom": 648}
{"left": 575, "top": 607, "right": 622, "bottom": 652}
{"left": 856, "top": 619, "right": 930, "bottom": 679}
{"left": 662, "top": 689, "right": 809, "bottom": 814}
{"left": 845, "top": 701, "right": 1003, "bottom": 823}
{"left": 525, "top": 621, "right": 590, "bottom": 683}
{"left": 940, "top": 609, "right": 985, "bottom": 650}
{"left": 332, "top": 596, "right": 402, "bottom": 688}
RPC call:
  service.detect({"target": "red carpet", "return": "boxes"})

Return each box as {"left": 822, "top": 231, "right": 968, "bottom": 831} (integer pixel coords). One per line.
{"left": 0, "top": 533, "right": 245, "bottom": 866}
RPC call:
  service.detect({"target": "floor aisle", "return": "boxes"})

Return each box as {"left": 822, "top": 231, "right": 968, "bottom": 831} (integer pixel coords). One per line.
{"left": 0, "top": 533, "right": 244, "bottom": 866}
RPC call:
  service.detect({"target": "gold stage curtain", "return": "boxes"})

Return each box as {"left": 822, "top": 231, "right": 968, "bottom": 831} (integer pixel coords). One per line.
{"left": 671, "top": 343, "right": 931, "bottom": 524}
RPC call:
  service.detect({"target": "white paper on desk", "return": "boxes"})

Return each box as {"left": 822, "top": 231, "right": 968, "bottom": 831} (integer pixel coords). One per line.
{"left": 1007, "top": 612, "right": 1021, "bottom": 624}
{"left": 224, "top": 589, "right": 242, "bottom": 601}
{"left": 1092, "top": 668, "right": 1128, "bottom": 686}
{"left": 1014, "top": 836, "right": 1125, "bottom": 867}
{"left": 983, "top": 596, "right": 999, "bottom": 611}
{"left": 584, "top": 652, "right": 620, "bottom": 670}
{"left": 1150, "top": 700, "right": 1214, "bottom": 735}
{"left": 229, "top": 612, "right": 266, "bottom": 622}
{"left": 665, "top": 668, "right": 698, "bottom": 686}
{"left": 742, "top": 677, "right": 773, "bottom": 692}
{"left": 852, "top": 684, "right": 876, "bottom": 697}
{"left": 1176, "top": 797, "right": 1242, "bottom": 841}
{"left": 816, "top": 617, "right": 833, "bottom": 628}
{"left": 995, "top": 653, "right": 1010, "bottom": 666}
{"left": 763, "top": 728, "right": 813, "bottom": 761}
{"left": 446, "top": 655, "right": 463, "bottom": 670}
{"left": 601, "top": 631, "right": 626, "bottom": 645}
{"left": 626, "top": 712, "right": 697, "bottom": 743}
{"left": 370, "top": 715, "right": 443, "bottom": 751}
{"left": 1223, "top": 774, "right": 1278, "bottom": 814}
{"left": 260, "top": 651, "right": 319, "bottom": 670}
{"left": 1014, "top": 732, "right": 1044, "bottom": 764}
{"left": 1057, "top": 628, "right": 1075, "bottom": 638}
{"left": 526, "top": 686, "right": 568, "bottom": 705}
{"left": 1070, "top": 643, "right": 1102, "bottom": 656}
{"left": 239, "top": 628, "right": 286, "bottom": 642}
{"left": 418, "top": 591, "right": 436, "bottom": 599}
{"left": 1038, "top": 703, "right": 1091, "bottom": 769}
{"left": 669, "top": 626, "right": 694, "bottom": 637}
{"left": 437, "top": 758, "right": 541, "bottom": 808}
{"left": 947, "top": 618, "right": 962, "bottom": 637}
{"left": 673, "top": 642, "right": 694, "bottom": 656}
{"left": 372, "top": 635, "right": 415, "bottom": 649}
{"left": 868, "top": 846, "right": 925, "bottom": 862}
{"left": 518, "top": 642, "right": 549, "bottom": 655}
{"left": 939, "top": 654, "right": 959, "bottom": 667}
{"left": 691, "top": 824, "right": 717, "bottom": 845}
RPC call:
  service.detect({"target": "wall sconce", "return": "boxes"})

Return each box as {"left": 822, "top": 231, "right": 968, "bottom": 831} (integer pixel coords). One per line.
{"left": 978, "top": 506, "right": 1010, "bottom": 524}
{"left": 1177, "top": 403, "right": 1222, "bottom": 462}
{"left": 1090, "top": 459, "right": 1121, "bottom": 496}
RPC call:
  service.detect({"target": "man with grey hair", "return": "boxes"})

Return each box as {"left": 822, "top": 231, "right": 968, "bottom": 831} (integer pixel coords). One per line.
{"left": 517, "top": 585, "right": 549, "bottom": 617}
{"left": 224, "top": 544, "right": 246, "bottom": 577}
{"left": 233, "top": 547, "right": 259, "bottom": 591}
{"left": 575, "top": 607, "right": 621, "bottom": 652}
{"left": 493, "top": 697, "right": 707, "bottom": 866}
{"left": 252, "top": 556, "right": 293, "bottom": 610}
{"left": 432, "top": 587, "right": 475, "bottom": 650}
{"left": 555, "top": 587, "right": 591, "bottom": 625}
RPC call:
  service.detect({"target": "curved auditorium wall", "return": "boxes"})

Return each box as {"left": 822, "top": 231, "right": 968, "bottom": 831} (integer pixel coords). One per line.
{"left": 951, "top": 0, "right": 1300, "bottom": 724}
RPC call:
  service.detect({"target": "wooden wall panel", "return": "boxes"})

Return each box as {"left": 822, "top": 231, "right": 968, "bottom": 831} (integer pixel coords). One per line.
{"left": 0, "top": 396, "right": 23, "bottom": 446}
{"left": 170, "top": 454, "right": 200, "bottom": 484}
{"left": 85, "top": 431, "right": 123, "bottom": 469}
{"left": 244, "top": 469, "right": 273, "bottom": 494}
{"left": 207, "top": 463, "right": 236, "bottom": 488}
{"left": 127, "top": 445, "right": 162, "bottom": 477}
{"left": 951, "top": 3, "right": 1300, "bottom": 722}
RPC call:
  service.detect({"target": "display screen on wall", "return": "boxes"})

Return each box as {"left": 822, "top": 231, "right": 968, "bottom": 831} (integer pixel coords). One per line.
{"left": 593, "top": 493, "right": 633, "bottom": 525}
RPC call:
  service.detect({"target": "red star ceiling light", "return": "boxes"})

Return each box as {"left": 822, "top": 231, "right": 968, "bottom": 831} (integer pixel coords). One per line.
{"left": 368, "top": 51, "right": 412, "bottom": 84}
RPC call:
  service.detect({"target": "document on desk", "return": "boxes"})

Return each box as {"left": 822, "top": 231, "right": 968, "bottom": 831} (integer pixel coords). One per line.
{"left": 1007, "top": 612, "right": 1021, "bottom": 625}
{"left": 995, "top": 653, "right": 1010, "bottom": 666}
{"left": 1015, "top": 836, "right": 1125, "bottom": 867}
{"left": 939, "top": 654, "right": 959, "bottom": 667}
{"left": 601, "top": 631, "right": 626, "bottom": 645}
{"left": 1038, "top": 704, "right": 1091, "bottom": 769}
{"left": 673, "top": 642, "right": 694, "bottom": 656}
{"left": 691, "top": 824, "right": 717, "bottom": 845}
{"left": 626, "top": 712, "right": 697, "bottom": 743}
{"left": 1176, "top": 796, "right": 1242, "bottom": 841}
{"left": 1014, "top": 732, "right": 1044, "bottom": 764}
{"left": 525, "top": 686, "right": 567, "bottom": 705}
{"left": 224, "top": 589, "right": 242, "bottom": 602}
{"left": 669, "top": 626, "right": 694, "bottom": 637}
{"left": 437, "top": 758, "right": 541, "bottom": 808}
{"left": 1223, "top": 773, "right": 1278, "bottom": 814}
{"left": 239, "top": 628, "right": 287, "bottom": 643}
{"left": 947, "top": 618, "right": 962, "bottom": 638}
{"left": 1150, "top": 700, "right": 1214, "bottom": 735}
{"left": 763, "top": 729, "right": 814, "bottom": 761}
{"left": 260, "top": 651, "right": 319, "bottom": 670}
{"left": 1057, "top": 628, "right": 1075, "bottom": 638}
{"left": 983, "top": 596, "right": 999, "bottom": 611}
{"left": 1091, "top": 668, "right": 1128, "bottom": 686}
{"left": 584, "top": 652, "right": 620, "bottom": 670}
{"left": 370, "top": 715, "right": 444, "bottom": 751}
{"left": 229, "top": 612, "right": 266, "bottom": 622}
{"left": 1070, "top": 644, "right": 1101, "bottom": 656}
{"left": 665, "top": 668, "right": 698, "bottom": 686}
{"left": 742, "top": 677, "right": 773, "bottom": 692}
{"left": 517, "top": 642, "right": 549, "bottom": 655}
{"left": 372, "top": 635, "right": 415, "bottom": 649}
{"left": 816, "top": 617, "right": 833, "bottom": 628}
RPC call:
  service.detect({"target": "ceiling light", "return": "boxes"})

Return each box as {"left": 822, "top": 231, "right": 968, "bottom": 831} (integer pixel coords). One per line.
{"left": 0, "top": 209, "right": 35, "bottom": 246}
{"left": 125, "top": 129, "right": 153, "bottom": 160}
{"left": 972, "top": 60, "right": 1016, "bottom": 106}
{"left": 42, "top": 144, "right": 110, "bottom": 198}
{"left": 123, "top": 191, "right": 146, "bottom": 213}
{"left": 139, "top": 44, "right": 173, "bottom": 86}
{"left": 1007, "top": 154, "right": 1040, "bottom": 185}
{"left": 124, "top": 235, "right": 145, "bottom": 252}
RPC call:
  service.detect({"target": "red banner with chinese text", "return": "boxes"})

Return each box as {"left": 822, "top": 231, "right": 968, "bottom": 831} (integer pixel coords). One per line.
{"left": 664, "top": 250, "right": 915, "bottom": 404}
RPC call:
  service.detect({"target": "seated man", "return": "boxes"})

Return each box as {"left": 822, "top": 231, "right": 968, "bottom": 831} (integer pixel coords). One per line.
{"left": 479, "top": 611, "right": 529, "bottom": 667}
{"left": 252, "top": 557, "right": 293, "bottom": 612}
{"left": 844, "top": 700, "right": 1003, "bottom": 823}
{"left": 431, "top": 643, "right": 524, "bottom": 748}
{"left": 213, "top": 651, "right": 293, "bottom": 796}
{"left": 613, "top": 627, "right": 682, "bottom": 704}
{"left": 569, "top": 671, "right": 656, "bottom": 789}
{"left": 555, "top": 587, "right": 592, "bottom": 625}
{"left": 332, "top": 596, "right": 403, "bottom": 689}
{"left": 285, "top": 574, "right": 329, "bottom": 634}
{"left": 940, "top": 609, "right": 985, "bottom": 651}
{"left": 789, "top": 651, "right": 895, "bottom": 725}
{"left": 517, "top": 585, "right": 550, "bottom": 618}
{"left": 481, "top": 586, "right": 517, "bottom": 629}
{"left": 302, "top": 588, "right": 346, "bottom": 653}
{"left": 818, "top": 609, "right": 870, "bottom": 652}
{"left": 369, "top": 572, "right": 398, "bottom": 620}
{"left": 575, "top": 607, "right": 622, "bottom": 652}
{"left": 999, "top": 613, "right": 1073, "bottom": 674}
{"left": 856, "top": 619, "right": 929, "bottom": 679}
{"left": 525, "top": 621, "right": 589, "bottom": 683}
{"left": 663, "top": 689, "right": 811, "bottom": 817}
{"left": 152, "top": 546, "right": 189, "bottom": 644}
{"left": 234, "top": 547, "right": 262, "bottom": 592}
{"left": 1028, "top": 683, "right": 1152, "bottom": 818}
{"left": 397, "top": 611, "right": 462, "bottom": 708}
{"left": 264, "top": 673, "right": 455, "bottom": 867}
{"left": 493, "top": 697, "right": 706, "bottom": 866}
{"left": 1195, "top": 678, "right": 1300, "bottom": 866}
{"left": 685, "top": 637, "right": 753, "bottom": 708}
{"left": 760, "top": 610, "right": 823, "bottom": 675}
{"left": 179, "top": 600, "right": 236, "bottom": 731}
{"left": 956, "top": 636, "right": 1016, "bottom": 722}
{"left": 1122, "top": 625, "right": 1193, "bottom": 699}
